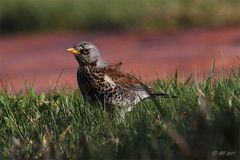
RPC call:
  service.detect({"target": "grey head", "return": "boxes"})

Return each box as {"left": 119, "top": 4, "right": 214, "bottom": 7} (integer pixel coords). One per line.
{"left": 67, "top": 41, "right": 108, "bottom": 68}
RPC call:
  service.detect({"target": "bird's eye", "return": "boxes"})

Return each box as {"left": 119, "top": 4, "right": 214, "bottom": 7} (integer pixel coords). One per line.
{"left": 82, "top": 49, "right": 89, "bottom": 54}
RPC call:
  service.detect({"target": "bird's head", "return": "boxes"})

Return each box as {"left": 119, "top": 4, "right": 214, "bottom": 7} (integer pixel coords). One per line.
{"left": 66, "top": 41, "right": 108, "bottom": 68}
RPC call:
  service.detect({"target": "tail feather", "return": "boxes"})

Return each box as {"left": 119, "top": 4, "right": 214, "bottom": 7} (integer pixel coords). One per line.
{"left": 151, "top": 92, "right": 177, "bottom": 98}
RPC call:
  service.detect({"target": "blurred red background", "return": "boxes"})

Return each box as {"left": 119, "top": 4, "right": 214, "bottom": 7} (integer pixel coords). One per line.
{"left": 0, "top": 27, "right": 239, "bottom": 92}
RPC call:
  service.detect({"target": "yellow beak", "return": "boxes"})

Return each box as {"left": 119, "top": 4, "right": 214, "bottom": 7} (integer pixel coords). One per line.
{"left": 66, "top": 48, "right": 80, "bottom": 55}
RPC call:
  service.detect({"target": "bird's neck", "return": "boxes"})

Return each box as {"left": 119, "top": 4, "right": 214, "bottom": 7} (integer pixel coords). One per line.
{"left": 96, "top": 57, "right": 108, "bottom": 68}
{"left": 77, "top": 56, "right": 108, "bottom": 69}
{"left": 79, "top": 62, "right": 107, "bottom": 71}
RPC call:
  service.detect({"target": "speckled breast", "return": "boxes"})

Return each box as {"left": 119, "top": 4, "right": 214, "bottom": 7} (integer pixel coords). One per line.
{"left": 77, "top": 66, "right": 137, "bottom": 107}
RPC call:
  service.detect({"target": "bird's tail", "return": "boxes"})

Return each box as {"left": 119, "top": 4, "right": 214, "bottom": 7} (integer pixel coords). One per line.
{"left": 151, "top": 92, "right": 177, "bottom": 98}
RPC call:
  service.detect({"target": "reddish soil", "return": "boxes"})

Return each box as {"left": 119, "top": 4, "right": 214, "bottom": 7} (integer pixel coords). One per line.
{"left": 0, "top": 27, "right": 240, "bottom": 92}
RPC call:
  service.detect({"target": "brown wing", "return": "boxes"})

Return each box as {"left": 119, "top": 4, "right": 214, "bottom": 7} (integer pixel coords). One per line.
{"left": 104, "top": 66, "right": 149, "bottom": 91}
{"left": 103, "top": 66, "right": 173, "bottom": 98}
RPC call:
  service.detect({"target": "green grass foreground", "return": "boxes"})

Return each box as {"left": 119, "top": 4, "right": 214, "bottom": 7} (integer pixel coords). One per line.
{"left": 0, "top": 70, "right": 240, "bottom": 159}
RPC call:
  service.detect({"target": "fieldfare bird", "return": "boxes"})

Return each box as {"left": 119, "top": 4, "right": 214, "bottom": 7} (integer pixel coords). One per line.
{"left": 67, "top": 41, "right": 171, "bottom": 114}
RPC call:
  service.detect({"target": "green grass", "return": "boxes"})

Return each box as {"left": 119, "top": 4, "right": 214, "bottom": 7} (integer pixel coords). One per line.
{"left": 1, "top": 0, "right": 240, "bottom": 33}
{"left": 0, "top": 70, "right": 240, "bottom": 159}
